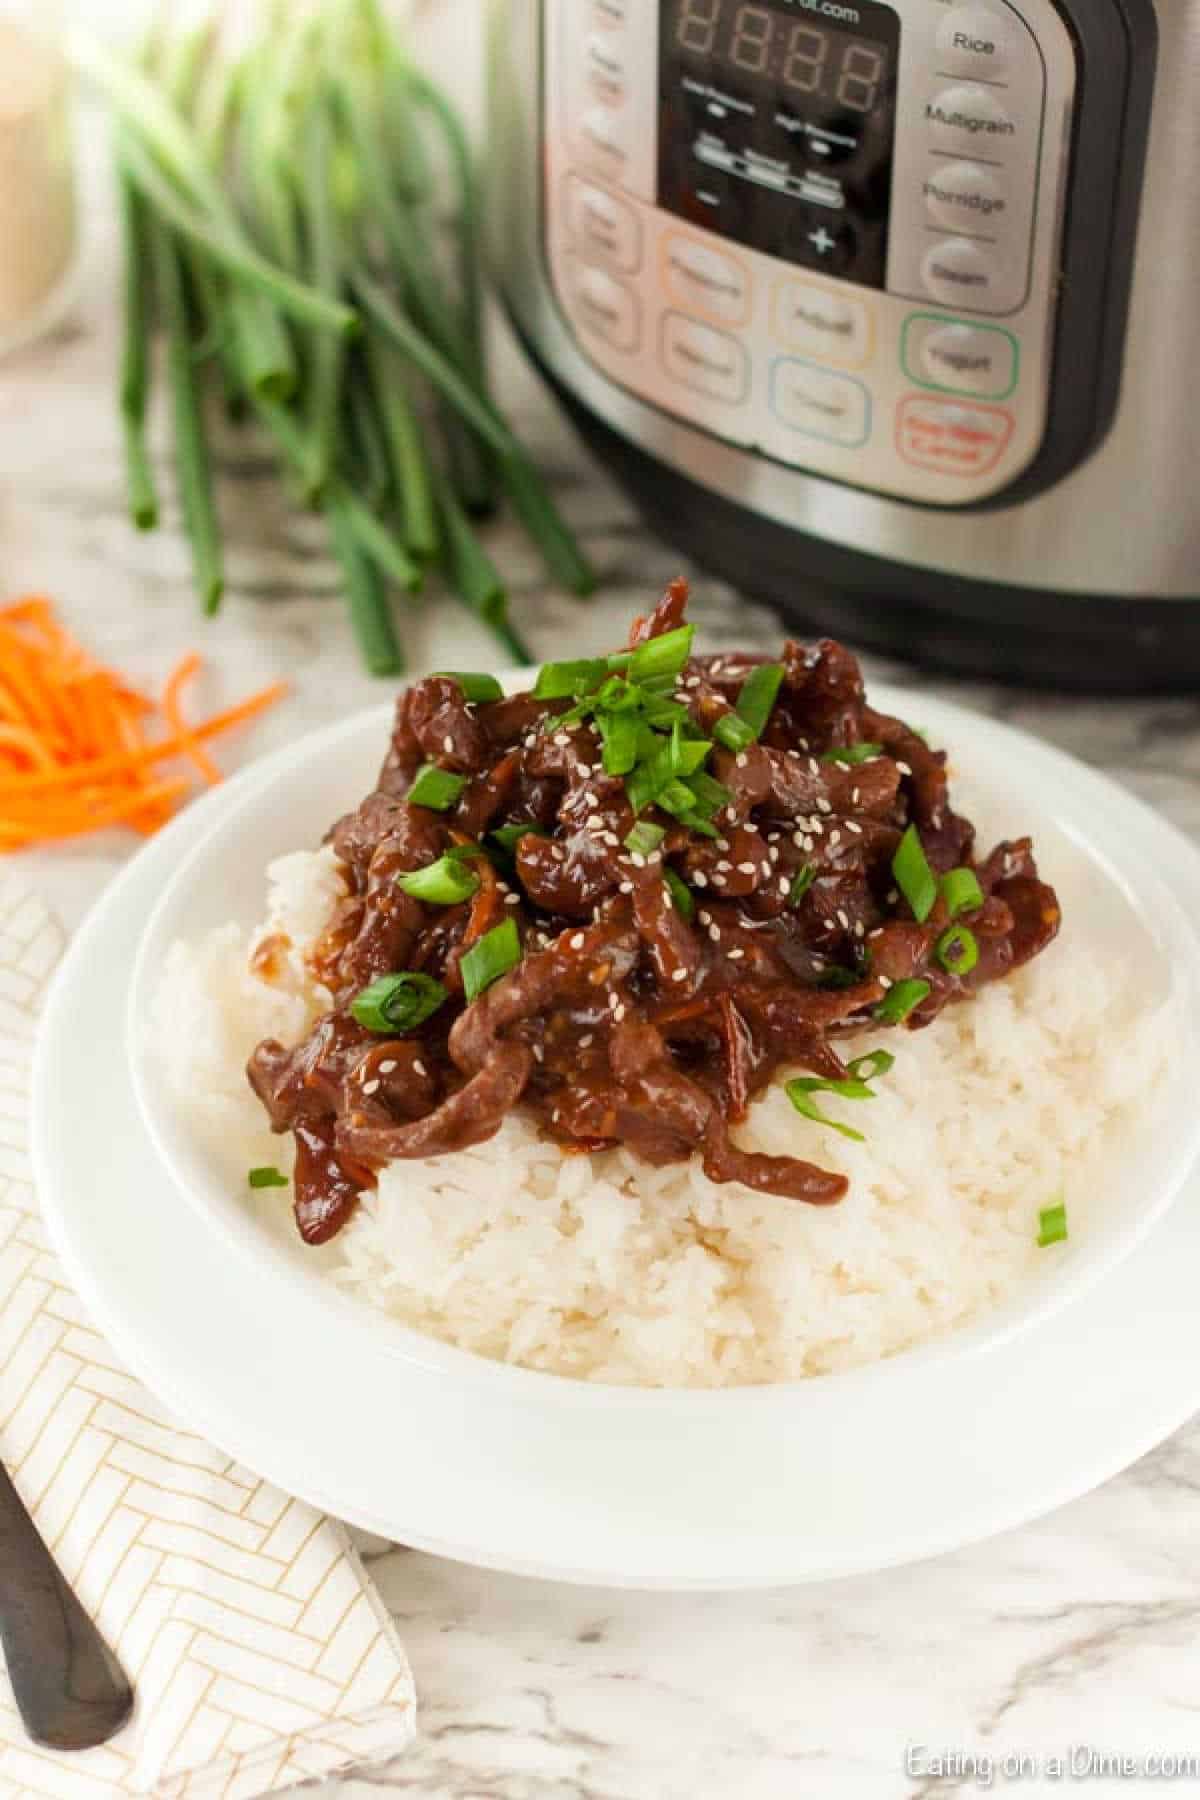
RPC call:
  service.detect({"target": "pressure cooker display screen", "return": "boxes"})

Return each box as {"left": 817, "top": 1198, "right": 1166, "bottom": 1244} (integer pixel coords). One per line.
{"left": 657, "top": 0, "right": 901, "bottom": 288}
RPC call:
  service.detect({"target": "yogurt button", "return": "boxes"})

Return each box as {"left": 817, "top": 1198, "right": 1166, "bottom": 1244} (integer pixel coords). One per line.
{"left": 935, "top": 6, "right": 1015, "bottom": 79}
{"left": 915, "top": 320, "right": 1016, "bottom": 398}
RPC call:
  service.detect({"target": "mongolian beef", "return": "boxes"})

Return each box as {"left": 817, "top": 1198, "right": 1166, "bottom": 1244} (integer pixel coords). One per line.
{"left": 247, "top": 582, "right": 1061, "bottom": 1247}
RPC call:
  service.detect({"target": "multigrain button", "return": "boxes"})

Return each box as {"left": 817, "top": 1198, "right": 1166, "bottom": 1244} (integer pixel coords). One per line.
{"left": 902, "top": 314, "right": 1018, "bottom": 399}
{"left": 586, "top": 33, "right": 625, "bottom": 103}
{"left": 565, "top": 176, "right": 641, "bottom": 272}
{"left": 568, "top": 260, "right": 640, "bottom": 352}
{"left": 923, "top": 161, "right": 1007, "bottom": 231}
{"left": 924, "top": 84, "right": 1016, "bottom": 157}
{"left": 935, "top": 6, "right": 1014, "bottom": 80}
{"left": 661, "top": 232, "right": 750, "bottom": 326}
{"left": 770, "top": 360, "right": 871, "bottom": 448}
{"left": 895, "top": 394, "right": 1014, "bottom": 476}
{"left": 771, "top": 278, "right": 873, "bottom": 368}
{"left": 660, "top": 311, "right": 748, "bottom": 404}
{"left": 921, "top": 237, "right": 999, "bottom": 309}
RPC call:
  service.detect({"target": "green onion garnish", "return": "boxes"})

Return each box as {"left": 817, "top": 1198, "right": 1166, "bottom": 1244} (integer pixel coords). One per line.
{"left": 873, "top": 978, "right": 931, "bottom": 1024}
{"left": 490, "top": 822, "right": 548, "bottom": 855}
{"left": 656, "top": 778, "right": 701, "bottom": 818}
{"left": 625, "top": 821, "right": 665, "bottom": 858}
{"left": 434, "top": 671, "right": 504, "bottom": 704}
{"left": 663, "top": 867, "right": 695, "bottom": 920}
{"left": 1037, "top": 1200, "right": 1068, "bottom": 1247}
{"left": 626, "top": 623, "right": 694, "bottom": 691}
{"left": 460, "top": 917, "right": 522, "bottom": 1003}
{"left": 351, "top": 971, "right": 448, "bottom": 1034}
{"left": 713, "top": 712, "right": 756, "bottom": 754}
{"left": 935, "top": 924, "right": 979, "bottom": 976}
{"left": 398, "top": 855, "right": 480, "bottom": 905}
{"left": 846, "top": 1048, "right": 895, "bottom": 1082}
{"left": 686, "top": 771, "right": 732, "bottom": 819}
{"left": 641, "top": 694, "right": 694, "bottom": 732}
{"left": 788, "top": 865, "right": 816, "bottom": 906}
{"left": 533, "top": 658, "right": 608, "bottom": 700}
{"left": 785, "top": 1074, "right": 877, "bottom": 1142}
{"left": 597, "top": 709, "right": 639, "bottom": 776}
{"left": 668, "top": 726, "right": 711, "bottom": 778}
{"left": 940, "top": 867, "right": 984, "bottom": 919}
{"left": 892, "top": 824, "right": 938, "bottom": 923}
{"left": 248, "top": 1166, "right": 289, "bottom": 1189}
{"left": 597, "top": 674, "right": 641, "bottom": 712}
{"left": 407, "top": 763, "right": 467, "bottom": 811}
{"left": 821, "top": 742, "right": 883, "bottom": 766}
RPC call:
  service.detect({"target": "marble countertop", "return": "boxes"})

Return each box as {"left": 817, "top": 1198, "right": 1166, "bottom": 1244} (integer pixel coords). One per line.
{"left": 5, "top": 7, "right": 1200, "bottom": 1796}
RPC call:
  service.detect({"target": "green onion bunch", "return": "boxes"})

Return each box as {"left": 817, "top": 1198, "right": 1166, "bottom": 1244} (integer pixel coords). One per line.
{"left": 76, "top": 0, "right": 594, "bottom": 675}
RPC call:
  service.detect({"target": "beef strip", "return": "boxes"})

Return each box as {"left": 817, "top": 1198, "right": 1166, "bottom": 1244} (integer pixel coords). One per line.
{"left": 245, "top": 581, "right": 1061, "bottom": 1241}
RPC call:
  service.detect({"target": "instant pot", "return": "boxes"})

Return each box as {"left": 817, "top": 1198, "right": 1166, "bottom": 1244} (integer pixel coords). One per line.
{"left": 486, "top": 0, "right": 1200, "bottom": 689}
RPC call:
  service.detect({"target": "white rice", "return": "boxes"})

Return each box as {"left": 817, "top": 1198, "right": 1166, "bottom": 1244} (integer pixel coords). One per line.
{"left": 152, "top": 842, "right": 1166, "bottom": 1388}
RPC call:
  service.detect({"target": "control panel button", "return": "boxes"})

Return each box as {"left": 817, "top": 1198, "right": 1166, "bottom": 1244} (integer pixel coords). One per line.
{"left": 567, "top": 259, "right": 640, "bottom": 352}
{"left": 902, "top": 314, "right": 1018, "bottom": 399}
{"left": 591, "top": 0, "right": 626, "bottom": 24}
{"left": 661, "top": 232, "right": 750, "bottom": 327}
{"left": 896, "top": 395, "right": 1014, "bottom": 476}
{"left": 772, "top": 279, "right": 873, "bottom": 369}
{"left": 565, "top": 176, "right": 641, "bottom": 272}
{"left": 660, "top": 311, "right": 748, "bottom": 404}
{"left": 586, "top": 33, "right": 625, "bottom": 104}
{"left": 935, "top": 6, "right": 1015, "bottom": 81}
{"left": 921, "top": 237, "right": 1000, "bottom": 310}
{"left": 771, "top": 360, "right": 871, "bottom": 448}
{"left": 925, "top": 84, "right": 1016, "bottom": 157}
{"left": 577, "top": 105, "right": 629, "bottom": 169}
{"left": 923, "top": 161, "right": 1007, "bottom": 232}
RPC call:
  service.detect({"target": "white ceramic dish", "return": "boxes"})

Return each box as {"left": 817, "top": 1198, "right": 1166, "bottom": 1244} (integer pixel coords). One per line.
{"left": 28, "top": 720, "right": 1200, "bottom": 1588}
{"left": 127, "top": 685, "right": 1200, "bottom": 1390}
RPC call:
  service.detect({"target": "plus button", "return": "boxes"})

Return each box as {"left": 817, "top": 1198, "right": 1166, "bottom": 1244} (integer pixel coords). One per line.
{"left": 808, "top": 226, "right": 836, "bottom": 256}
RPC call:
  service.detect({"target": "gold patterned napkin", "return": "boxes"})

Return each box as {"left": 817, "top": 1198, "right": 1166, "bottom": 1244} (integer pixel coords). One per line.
{"left": 0, "top": 879, "right": 416, "bottom": 1797}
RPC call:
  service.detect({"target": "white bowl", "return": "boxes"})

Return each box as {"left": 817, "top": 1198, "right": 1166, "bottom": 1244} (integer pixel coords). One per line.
{"left": 127, "top": 683, "right": 1200, "bottom": 1405}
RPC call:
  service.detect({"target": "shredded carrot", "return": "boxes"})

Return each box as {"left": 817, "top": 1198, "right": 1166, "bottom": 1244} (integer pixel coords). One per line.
{"left": 0, "top": 597, "right": 288, "bottom": 850}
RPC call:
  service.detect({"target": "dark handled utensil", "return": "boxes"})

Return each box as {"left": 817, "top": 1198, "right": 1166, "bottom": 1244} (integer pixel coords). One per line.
{"left": 0, "top": 1459, "right": 133, "bottom": 1750}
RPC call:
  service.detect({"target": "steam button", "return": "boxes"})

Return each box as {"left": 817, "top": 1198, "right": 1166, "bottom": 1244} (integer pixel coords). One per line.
{"left": 921, "top": 237, "right": 1001, "bottom": 309}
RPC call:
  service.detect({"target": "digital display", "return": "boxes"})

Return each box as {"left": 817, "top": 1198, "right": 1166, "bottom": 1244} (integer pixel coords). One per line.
{"left": 658, "top": 0, "right": 901, "bottom": 288}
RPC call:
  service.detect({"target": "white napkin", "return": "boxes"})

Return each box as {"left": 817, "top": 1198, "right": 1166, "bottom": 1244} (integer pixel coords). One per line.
{"left": 0, "top": 879, "right": 416, "bottom": 1797}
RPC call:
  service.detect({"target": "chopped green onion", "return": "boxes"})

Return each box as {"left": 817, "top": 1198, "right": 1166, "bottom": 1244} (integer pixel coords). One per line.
{"left": 625, "top": 821, "right": 666, "bottom": 858}
{"left": 460, "top": 917, "right": 521, "bottom": 1003}
{"left": 873, "top": 978, "right": 931, "bottom": 1024}
{"left": 821, "top": 742, "right": 884, "bottom": 766}
{"left": 597, "top": 675, "right": 641, "bottom": 712}
{"left": 597, "top": 709, "right": 639, "bottom": 776}
{"left": 846, "top": 1048, "right": 895, "bottom": 1082}
{"left": 713, "top": 712, "right": 756, "bottom": 754}
{"left": 490, "top": 822, "right": 548, "bottom": 855}
{"left": 935, "top": 924, "right": 979, "bottom": 976}
{"left": 407, "top": 764, "right": 467, "bottom": 811}
{"left": 656, "top": 778, "right": 700, "bottom": 818}
{"left": 533, "top": 658, "right": 608, "bottom": 700}
{"left": 641, "top": 694, "right": 694, "bottom": 732}
{"left": 667, "top": 724, "right": 711, "bottom": 778}
{"left": 626, "top": 624, "right": 694, "bottom": 691}
{"left": 248, "top": 1165, "right": 289, "bottom": 1189}
{"left": 351, "top": 971, "right": 448, "bottom": 1034}
{"left": 731, "top": 663, "right": 784, "bottom": 738}
{"left": 663, "top": 867, "right": 695, "bottom": 920}
{"left": 434, "top": 671, "right": 504, "bottom": 704}
{"left": 785, "top": 1075, "right": 876, "bottom": 1142}
{"left": 1037, "top": 1200, "right": 1068, "bottom": 1247}
{"left": 788, "top": 865, "right": 816, "bottom": 906}
{"left": 686, "top": 772, "right": 733, "bottom": 819}
{"left": 398, "top": 855, "right": 480, "bottom": 905}
{"left": 941, "top": 867, "right": 984, "bottom": 919}
{"left": 892, "top": 824, "right": 938, "bottom": 923}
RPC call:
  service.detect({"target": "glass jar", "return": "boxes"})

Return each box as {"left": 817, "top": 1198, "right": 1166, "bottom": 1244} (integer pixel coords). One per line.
{"left": 0, "top": 0, "right": 78, "bottom": 358}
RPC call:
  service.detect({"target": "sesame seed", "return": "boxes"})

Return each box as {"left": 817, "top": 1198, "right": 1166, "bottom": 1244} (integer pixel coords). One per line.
{"left": 854, "top": 921, "right": 865, "bottom": 938}
{"left": 413, "top": 1060, "right": 427, "bottom": 1078}
{"left": 443, "top": 736, "right": 454, "bottom": 755}
{"left": 728, "top": 947, "right": 744, "bottom": 960}
{"left": 693, "top": 870, "right": 708, "bottom": 888}
{"left": 671, "top": 967, "right": 688, "bottom": 982}
{"left": 602, "top": 832, "right": 620, "bottom": 847}
{"left": 837, "top": 909, "right": 850, "bottom": 929}
{"left": 808, "top": 757, "right": 820, "bottom": 776}
{"left": 829, "top": 831, "right": 841, "bottom": 848}
{"left": 769, "top": 846, "right": 780, "bottom": 861}
{"left": 708, "top": 924, "right": 721, "bottom": 942}
{"left": 735, "top": 753, "right": 748, "bottom": 769}
{"left": 792, "top": 831, "right": 806, "bottom": 848}
{"left": 362, "top": 1078, "right": 381, "bottom": 1096}
{"left": 378, "top": 1060, "right": 397, "bottom": 1074}
{"left": 851, "top": 787, "right": 860, "bottom": 805}
{"left": 554, "top": 732, "right": 570, "bottom": 747}
{"left": 578, "top": 763, "right": 593, "bottom": 777}
{"left": 724, "top": 808, "right": 738, "bottom": 823}
{"left": 570, "top": 932, "right": 585, "bottom": 949}
{"left": 846, "top": 821, "right": 863, "bottom": 835}
{"left": 587, "top": 813, "right": 603, "bottom": 828}
{"left": 524, "top": 734, "right": 537, "bottom": 750}
{"left": 613, "top": 1003, "right": 626, "bottom": 1021}
{"left": 699, "top": 910, "right": 712, "bottom": 925}
{"left": 716, "top": 837, "right": 731, "bottom": 851}
{"left": 817, "top": 797, "right": 832, "bottom": 814}
{"left": 532, "top": 1044, "right": 544, "bottom": 1061}
{"left": 802, "top": 837, "right": 813, "bottom": 852}
{"left": 878, "top": 974, "right": 893, "bottom": 988}
{"left": 608, "top": 992, "right": 619, "bottom": 1010}
{"left": 619, "top": 880, "right": 634, "bottom": 894}
{"left": 579, "top": 1034, "right": 593, "bottom": 1048}
{"left": 631, "top": 852, "right": 646, "bottom": 869}
{"left": 505, "top": 893, "right": 521, "bottom": 906}
{"left": 712, "top": 873, "right": 727, "bottom": 887}
{"left": 648, "top": 851, "right": 663, "bottom": 866}
{"left": 759, "top": 860, "right": 771, "bottom": 878}
{"left": 778, "top": 877, "right": 790, "bottom": 894}
{"left": 896, "top": 761, "right": 912, "bottom": 776}
{"left": 887, "top": 887, "right": 899, "bottom": 903}
{"left": 717, "top": 859, "right": 731, "bottom": 872}
{"left": 737, "top": 862, "right": 756, "bottom": 875}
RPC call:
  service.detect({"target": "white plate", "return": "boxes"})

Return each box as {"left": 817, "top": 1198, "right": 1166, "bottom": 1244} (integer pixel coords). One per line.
{"left": 31, "top": 696, "right": 1200, "bottom": 1589}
